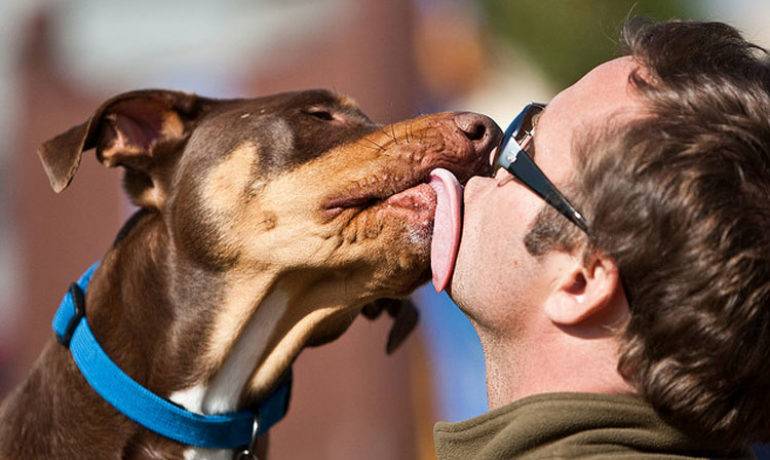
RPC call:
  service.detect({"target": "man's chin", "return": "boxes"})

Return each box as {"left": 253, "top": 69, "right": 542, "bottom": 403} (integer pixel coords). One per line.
{"left": 442, "top": 243, "right": 487, "bottom": 324}
{"left": 445, "top": 263, "right": 469, "bottom": 311}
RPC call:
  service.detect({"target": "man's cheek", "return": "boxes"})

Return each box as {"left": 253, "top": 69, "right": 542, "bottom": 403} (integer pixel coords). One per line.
{"left": 450, "top": 199, "right": 488, "bottom": 293}
{"left": 458, "top": 199, "right": 501, "bottom": 279}
{"left": 462, "top": 176, "right": 488, "bottom": 204}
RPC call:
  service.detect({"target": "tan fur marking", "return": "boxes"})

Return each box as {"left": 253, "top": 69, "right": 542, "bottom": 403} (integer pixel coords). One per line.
{"left": 338, "top": 95, "right": 359, "bottom": 109}
{"left": 133, "top": 186, "right": 165, "bottom": 209}
{"left": 250, "top": 306, "right": 339, "bottom": 393}
{"left": 204, "top": 271, "right": 277, "bottom": 374}
{"left": 201, "top": 142, "right": 258, "bottom": 214}
{"left": 246, "top": 272, "right": 378, "bottom": 397}
{"left": 101, "top": 131, "right": 143, "bottom": 166}
{"left": 161, "top": 112, "right": 185, "bottom": 140}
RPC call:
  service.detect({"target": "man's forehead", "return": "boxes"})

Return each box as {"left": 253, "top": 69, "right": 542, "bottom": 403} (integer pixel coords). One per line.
{"left": 546, "top": 56, "right": 641, "bottom": 126}
{"left": 534, "top": 56, "right": 642, "bottom": 182}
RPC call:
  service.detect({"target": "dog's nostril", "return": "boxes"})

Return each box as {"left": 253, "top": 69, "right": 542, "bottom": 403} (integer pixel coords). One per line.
{"left": 454, "top": 112, "right": 499, "bottom": 151}
{"left": 466, "top": 122, "right": 486, "bottom": 141}
{"left": 456, "top": 113, "right": 486, "bottom": 141}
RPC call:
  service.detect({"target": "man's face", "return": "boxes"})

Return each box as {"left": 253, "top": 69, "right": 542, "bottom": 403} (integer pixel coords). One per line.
{"left": 449, "top": 56, "right": 643, "bottom": 334}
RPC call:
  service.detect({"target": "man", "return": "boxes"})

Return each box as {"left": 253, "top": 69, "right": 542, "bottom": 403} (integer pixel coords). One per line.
{"left": 432, "top": 19, "right": 770, "bottom": 459}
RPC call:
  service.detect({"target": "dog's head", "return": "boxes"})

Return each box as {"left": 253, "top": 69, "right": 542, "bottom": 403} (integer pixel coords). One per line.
{"left": 40, "top": 89, "right": 499, "bottom": 293}
{"left": 39, "top": 89, "right": 499, "bottom": 393}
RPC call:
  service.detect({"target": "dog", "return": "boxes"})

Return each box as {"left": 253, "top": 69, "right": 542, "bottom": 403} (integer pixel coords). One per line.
{"left": 0, "top": 89, "right": 500, "bottom": 459}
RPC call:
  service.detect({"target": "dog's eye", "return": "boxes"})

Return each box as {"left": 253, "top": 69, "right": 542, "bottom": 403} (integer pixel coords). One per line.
{"left": 304, "top": 108, "right": 335, "bottom": 121}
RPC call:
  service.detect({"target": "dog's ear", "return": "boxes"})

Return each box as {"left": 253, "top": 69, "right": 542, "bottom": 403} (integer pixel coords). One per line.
{"left": 38, "top": 89, "right": 212, "bottom": 206}
{"left": 362, "top": 298, "right": 420, "bottom": 354}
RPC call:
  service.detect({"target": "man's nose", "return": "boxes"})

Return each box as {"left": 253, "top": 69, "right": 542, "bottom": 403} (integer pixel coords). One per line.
{"left": 453, "top": 113, "right": 503, "bottom": 156}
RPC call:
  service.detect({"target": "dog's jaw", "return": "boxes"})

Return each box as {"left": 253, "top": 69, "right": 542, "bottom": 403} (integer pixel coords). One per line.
{"left": 168, "top": 270, "right": 374, "bottom": 409}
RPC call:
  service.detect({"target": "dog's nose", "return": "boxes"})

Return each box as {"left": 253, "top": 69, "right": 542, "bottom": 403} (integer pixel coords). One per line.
{"left": 453, "top": 112, "right": 502, "bottom": 155}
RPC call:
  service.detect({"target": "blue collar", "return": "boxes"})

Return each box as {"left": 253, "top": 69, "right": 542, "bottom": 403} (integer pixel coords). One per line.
{"left": 52, "top": 262, "right": 292, "bottom": 450}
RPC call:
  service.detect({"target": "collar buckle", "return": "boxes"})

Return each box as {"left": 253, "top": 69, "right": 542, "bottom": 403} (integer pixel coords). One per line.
{"left": 56, "top": 282, "right": 86, "bottom": 347}
{"left": 234, "top": 418, "right": 261, "bottom": 459}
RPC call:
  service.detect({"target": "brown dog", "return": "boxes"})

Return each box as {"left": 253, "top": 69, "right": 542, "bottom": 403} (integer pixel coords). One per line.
{"left": 0, "top": 89, "right": 499, "bottom": 459}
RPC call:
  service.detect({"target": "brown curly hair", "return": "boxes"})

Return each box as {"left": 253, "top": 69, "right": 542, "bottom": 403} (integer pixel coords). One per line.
{"left": 525, "top": 19, "right": 770, "bottom": 446}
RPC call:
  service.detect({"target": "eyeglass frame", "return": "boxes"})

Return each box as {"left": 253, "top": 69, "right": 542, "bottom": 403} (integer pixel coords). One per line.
{"left": 495, "top": 102, "right": 590, "bottom": 234}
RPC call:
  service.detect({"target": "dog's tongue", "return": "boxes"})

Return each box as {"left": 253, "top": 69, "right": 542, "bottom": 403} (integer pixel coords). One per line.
{"left": 429, "top": 168, "right": 463, "bottom": 292}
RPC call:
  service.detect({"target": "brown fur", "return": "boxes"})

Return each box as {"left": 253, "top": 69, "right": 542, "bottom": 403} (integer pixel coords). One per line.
{"left": 0, "top": 89, "right": 499, "bottom": 458}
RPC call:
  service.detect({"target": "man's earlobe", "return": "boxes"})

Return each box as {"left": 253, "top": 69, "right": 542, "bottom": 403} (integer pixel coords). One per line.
{"left": 543, "top": 252, "right": 621, "bottom": 326}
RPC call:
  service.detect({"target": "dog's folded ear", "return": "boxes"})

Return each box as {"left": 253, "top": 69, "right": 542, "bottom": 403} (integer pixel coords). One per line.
{"left": 38, "top": 89, "right": 212, "bottom": 206}
{"left": 362, "top": 298, "right": 420, "bottom": 354}
{"left": 307, "top": 299, "right": 419, "bottom": 353}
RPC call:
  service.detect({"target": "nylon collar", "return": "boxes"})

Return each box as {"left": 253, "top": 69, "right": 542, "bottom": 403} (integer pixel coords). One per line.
{"left": 52, "top": 262, "right": 291, "bottom": 450}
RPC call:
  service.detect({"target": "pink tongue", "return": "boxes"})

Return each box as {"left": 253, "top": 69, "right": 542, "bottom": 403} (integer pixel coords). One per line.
{"left": 429, "top": 168, "right": 463, "bottom": 292}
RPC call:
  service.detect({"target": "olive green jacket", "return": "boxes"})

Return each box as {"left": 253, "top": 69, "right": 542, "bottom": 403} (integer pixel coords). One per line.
{"left": 433, "top": 393, "right": 754, "bottom": 459}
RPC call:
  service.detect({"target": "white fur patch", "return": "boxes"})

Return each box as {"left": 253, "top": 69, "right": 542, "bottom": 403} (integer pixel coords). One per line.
{"left": 170, "top": 288, "right": 290, "bottom": 458}
{"left": 203, "top": 287, "right": 289, "bottom": 413}
{"left": 170, "top": 385, "right": 231, "bottom": 459}
{"left": 169, "top": 383, "right": 206, "bottom": 414}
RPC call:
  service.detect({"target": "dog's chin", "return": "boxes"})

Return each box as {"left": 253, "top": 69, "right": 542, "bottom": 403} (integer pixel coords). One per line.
{"left": 370, "top": 183, "right": 437, "bottom": 252}
{"left": 365, "top": 185, "right": 437, "bottom": 293}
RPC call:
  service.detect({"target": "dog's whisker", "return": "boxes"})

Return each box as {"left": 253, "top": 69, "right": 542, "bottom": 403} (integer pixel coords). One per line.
{"left": 410, "top": 125, "right": 420, "bottom": 145}
{"left": 360, "top": 138, "right": 385, "bottom": 153}
{"left": 354, "top": 141, "right": 378, "bottom": 153}
{"left": 380, "top": 126, "right": 395, "bottom": 143}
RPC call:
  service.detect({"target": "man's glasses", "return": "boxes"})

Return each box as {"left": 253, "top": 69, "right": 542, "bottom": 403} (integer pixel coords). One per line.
{"left": 493, "top": 103, "right": 589, "bottom": 234}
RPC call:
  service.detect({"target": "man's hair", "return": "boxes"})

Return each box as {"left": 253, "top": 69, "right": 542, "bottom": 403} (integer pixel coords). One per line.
{"left": 525, "top": 19, "right": 770, "bottom": 446}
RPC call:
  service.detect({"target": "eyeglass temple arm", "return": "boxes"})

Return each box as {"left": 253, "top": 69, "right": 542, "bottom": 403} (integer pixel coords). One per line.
{"left": 508, "top": 151, "right": 589, "bottom": 233}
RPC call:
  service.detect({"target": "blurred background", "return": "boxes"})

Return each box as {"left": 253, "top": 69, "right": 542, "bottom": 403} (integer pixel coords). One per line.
{"left": 1, "top": 1, "right": 768, "bottom": 459}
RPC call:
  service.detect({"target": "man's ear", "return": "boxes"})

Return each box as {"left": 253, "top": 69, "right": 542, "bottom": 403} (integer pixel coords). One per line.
{"left": 543, "top": 250, "right": 623, "bottom": 326}
{"left": 37, "top": 89, "right": 212, "bottom": 207}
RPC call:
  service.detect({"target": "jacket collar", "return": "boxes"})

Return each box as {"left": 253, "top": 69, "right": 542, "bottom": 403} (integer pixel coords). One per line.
{"left": 433, "top": 392, "right": 752, "bottom": 459}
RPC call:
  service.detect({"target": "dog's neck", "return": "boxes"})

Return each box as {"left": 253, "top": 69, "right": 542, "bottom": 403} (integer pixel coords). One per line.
{"left": 1, "top": 210, "right": 320, "bottom": 457}
{"left": 96, "top": 210, "right": 298, "bottom": 411}
{"left": 167, "top": 276, "right": 289, "bottom": 415}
